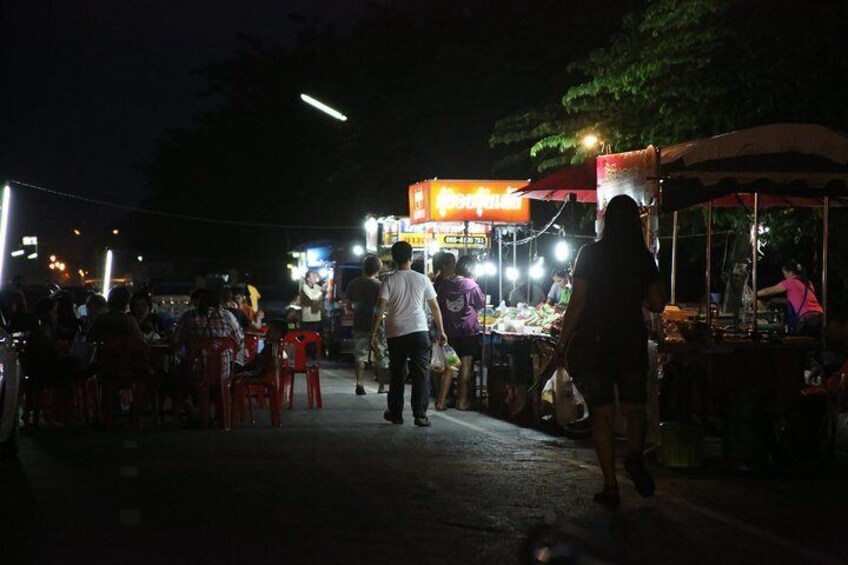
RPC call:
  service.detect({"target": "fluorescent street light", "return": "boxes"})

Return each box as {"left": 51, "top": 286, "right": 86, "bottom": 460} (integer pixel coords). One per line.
{"left": 555, "top": 241, "right": 572, "bottom": 262}
{"left": 506, "top": 266, "right": 519, "bottom": 282}
{"left": 102, "top": 249, "right": 113, "bottom": 298}
{"left": 27, "top": 252, "right": 38, "bottom": 260}
{"left": 300, "top": 93, "right": 348, "bottom": 122}
{"left": 0, "top": 185, "right": 10, "bottom": 284}
{"left": 10, "top": 249, "right": 24, "bottom": 257}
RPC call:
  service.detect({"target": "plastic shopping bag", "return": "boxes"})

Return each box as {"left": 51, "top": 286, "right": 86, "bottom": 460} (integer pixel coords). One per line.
{"left": 443, "top": 344, "right": 461, "bottom": 370}
{"left": 431, "top": 344, "right": 462, "bottom": 373}
{"left": 541, "top": 374, "right": 556, "bottom": 412}
{"left": 553, "top": 367, "right": 588, "bottom": 426}
{"left": 430, "top": 344, "right": 447, "bottom": 372}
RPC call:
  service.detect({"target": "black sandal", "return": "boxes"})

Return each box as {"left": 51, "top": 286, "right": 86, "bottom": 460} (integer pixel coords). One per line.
{"left": 593, "top": 489, "right": 621, "bottom": 508}
{"left": 624, "top": 454, "right": 655, "bottom": 498}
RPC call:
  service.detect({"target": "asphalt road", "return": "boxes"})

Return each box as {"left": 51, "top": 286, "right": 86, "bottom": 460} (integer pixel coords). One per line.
{"left": 1, "top": 365, "right": 847, "bottom": 565}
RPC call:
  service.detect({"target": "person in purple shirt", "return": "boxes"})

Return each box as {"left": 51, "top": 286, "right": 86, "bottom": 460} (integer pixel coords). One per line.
{"left": 434, "top": 254, "right": 486, "bottom": 411}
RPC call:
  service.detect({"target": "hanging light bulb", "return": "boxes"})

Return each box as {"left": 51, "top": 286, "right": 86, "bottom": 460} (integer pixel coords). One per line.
{"left": 555, "top": 241, "right": 572, "bottom": 262}
{"left": 506, "top": 266, "right": 519, "bottom": 282}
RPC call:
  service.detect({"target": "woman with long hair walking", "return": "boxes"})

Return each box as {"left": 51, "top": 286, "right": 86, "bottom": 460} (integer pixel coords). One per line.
{"left": 555, "top": 195, "right": 666, "bottom": 507}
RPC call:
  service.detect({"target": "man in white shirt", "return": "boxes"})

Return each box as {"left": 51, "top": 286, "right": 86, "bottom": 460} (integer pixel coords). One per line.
{"left": 371, "top": 242, "right": 447, "bottom": 427}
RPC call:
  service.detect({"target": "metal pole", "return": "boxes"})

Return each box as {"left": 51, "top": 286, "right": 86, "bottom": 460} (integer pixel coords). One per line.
{"left": 528, "top": 235, "right": 535, "bottom": 304}
{"left": 706, "top": 202, "right": 713, "bottom": 328}
{"left": 498, "top": 228, "right": 503, "bottom": 304}
{"left": 752, "top": 193, "right": 760, "bottom": 333}
{"left": 823, "top": 196, "right": 830, "bottom": 344}
{"left": 671, "top": 210, "right": 679, "bottom": 304}
{"left": 513, "top": 229, "right": 517, "bottom": 271}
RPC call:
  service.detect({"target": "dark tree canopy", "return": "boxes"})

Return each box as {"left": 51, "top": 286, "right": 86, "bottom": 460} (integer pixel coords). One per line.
{"left": 491, "top": 0, "right": 848, "bottom": 172}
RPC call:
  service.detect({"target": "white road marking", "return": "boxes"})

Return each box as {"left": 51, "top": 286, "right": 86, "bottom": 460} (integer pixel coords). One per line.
{"left": 431, "top": 406, "right": 842, "bottom": 564}
{"left": 119, "top": 509, "right": 141, "bottom": 526}
{"left": 120, "top": 466, "right": 139, "bottom": 478}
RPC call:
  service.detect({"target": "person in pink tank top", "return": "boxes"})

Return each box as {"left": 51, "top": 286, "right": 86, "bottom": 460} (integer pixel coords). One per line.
{"left": 757, "top": 260, "right": 823, "bottom": 338}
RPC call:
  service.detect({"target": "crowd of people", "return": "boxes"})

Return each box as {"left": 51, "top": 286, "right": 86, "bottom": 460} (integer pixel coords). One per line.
{"left": 0, "top": 282, "right": 269, "bottom": 428}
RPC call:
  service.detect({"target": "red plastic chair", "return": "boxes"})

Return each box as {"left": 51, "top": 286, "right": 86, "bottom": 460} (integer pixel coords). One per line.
{"left": 281, "top": 331, "right": 322, "bottom": 409}
{"left": 243, "top": 333, "right": 268, "bottom": 408}
{"left": 232, "top": 338, "right": 285, "bottom": 427}
{"left": 188, "top": 337, "right": 238, "bottom": 430}
{"left": 93, "top": 336, "right": 152, "bottom": 429}
{"left": 244, "top": 334, "right": 260, "bottom": 361}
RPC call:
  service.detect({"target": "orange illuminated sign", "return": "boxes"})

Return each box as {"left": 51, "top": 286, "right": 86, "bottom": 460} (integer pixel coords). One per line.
{"left": 408, "top": 180, "right": 530, "bottom": 224}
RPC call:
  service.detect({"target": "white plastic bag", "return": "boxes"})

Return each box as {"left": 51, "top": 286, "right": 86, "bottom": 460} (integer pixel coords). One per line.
{"left": 553, "top": 367, "right": 588, "bottom": 426}
{"left": 541, "top": 374, "right": 556, "bottom": 411}
{"left": 430, "top": 344, "right": 447, "bottom": 372}
{"left": 431, "top": 344, "right": 461, "bottom": 373}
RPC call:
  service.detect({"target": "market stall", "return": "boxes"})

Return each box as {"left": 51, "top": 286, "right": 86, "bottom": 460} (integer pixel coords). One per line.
{"left": 656, "top": 124, "right": 848, "bottom": 467}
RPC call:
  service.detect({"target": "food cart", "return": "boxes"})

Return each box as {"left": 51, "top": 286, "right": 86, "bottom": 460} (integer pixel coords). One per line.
{"left": 657, "top": 123, "right": 848, "bottom": 467}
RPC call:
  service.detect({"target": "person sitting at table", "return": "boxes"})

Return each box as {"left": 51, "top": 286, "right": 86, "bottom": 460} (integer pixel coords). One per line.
{"left": 55, "top": 292, "right": 82, "bottom": 342}
{"left": 87, "top": 287, "right": 152, "bottom": 425}
{"left": 235, "top": 319, "right": 285, "bottom": 379}
{"left": 87, "top": 287, "right": 148, "bottom": 345}
{"left": 757, "top": 260, "right": 824, "bottom": 339}
{"left": 221, "top": 288, "right": 251, "bottom": 332}
{"left": 79, "top": 293, "right": 108, "bottom": 337}
{"left": 173, "top": 288, "right": 246, "bottom": 368}
{"left": 130, "top": 291, "right": 166, "bottom": 343}
{"left": 21, "top": 298, "right": 81, "bottom": 426}
{"left": 234, "top": 287, "right": 263, "bottom": 330}
{"left": 0, "top": 287, "right": 36, "bottom": 333}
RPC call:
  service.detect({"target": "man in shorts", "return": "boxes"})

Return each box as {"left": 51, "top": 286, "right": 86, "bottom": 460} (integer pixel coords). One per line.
{"left": 346, "top": 255, "right": 389, "bottom": 394}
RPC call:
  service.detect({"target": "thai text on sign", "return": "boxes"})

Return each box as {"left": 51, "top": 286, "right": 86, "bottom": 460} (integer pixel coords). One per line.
{"left": 409, "top": 180, "right": 530, "bottom": 224}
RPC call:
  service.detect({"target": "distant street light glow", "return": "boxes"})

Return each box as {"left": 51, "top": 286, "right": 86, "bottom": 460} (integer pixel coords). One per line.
{"left": 10, "top": 249, "right": 24, "bottom": 257}
{"left": 103, "top": 249, "right": 113, "bottom": 298}
{"left": 50, "top": 255, "right": 57, "bottom": 262}
{"left": 352, "top": 245, "right": 364, "bottom": 256}
{"left": 0, "top": 185, "right": 11, "bottom": 285}
{"left": 300, "top": 93, "right": 348, "bottom": 122}
{"left": 112, "top": 229, "right": 120, "bottom": 235}
{"left": 73, "top": 228, "right": 81, "bottom": 236}
{"left": 137, "top": 255, "right": 144, "bottom": 263}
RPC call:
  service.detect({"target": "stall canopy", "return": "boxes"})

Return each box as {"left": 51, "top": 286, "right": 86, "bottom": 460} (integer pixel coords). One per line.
{"left": 660, "top": 124, "right": 848, "bottom": 211}
{"left": 514, "top": 160, "right": 597, "bottom": 203}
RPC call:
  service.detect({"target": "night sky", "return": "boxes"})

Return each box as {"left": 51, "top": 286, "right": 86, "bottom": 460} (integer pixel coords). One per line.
{"left": 0, "top": 1, "right": 368, "bottom": 243}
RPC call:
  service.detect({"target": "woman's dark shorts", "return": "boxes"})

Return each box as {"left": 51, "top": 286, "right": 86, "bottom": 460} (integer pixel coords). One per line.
{"left": 448, "top": 335, "right": 480, "bottom": 359}
{"left": 571, "top": 369, "right": 647, "bottom": 408}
